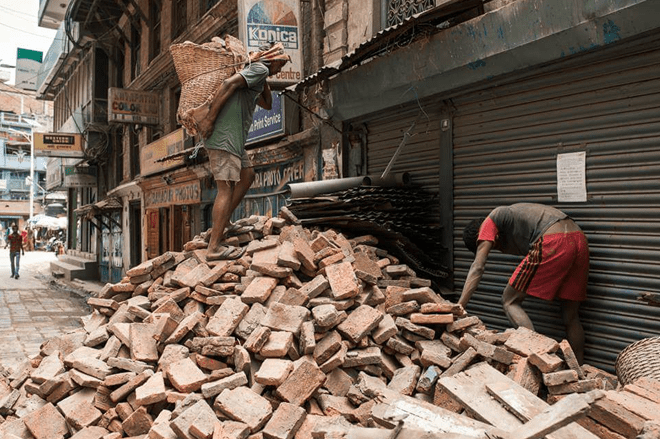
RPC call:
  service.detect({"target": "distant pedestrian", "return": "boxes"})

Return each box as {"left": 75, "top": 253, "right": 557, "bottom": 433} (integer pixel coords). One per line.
{"left": 7, "top": 224, "right": 24, "bottom": 279}
{"left": 26, "top": 227, "right": 35, "bottom": 252}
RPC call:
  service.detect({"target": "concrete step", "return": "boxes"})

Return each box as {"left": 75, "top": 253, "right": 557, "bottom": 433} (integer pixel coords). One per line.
{"left": 57, "top": 254, "right": 95, "bottom": 269}
{"left": 51, "top": 257, "right": 98, "bottom": 281}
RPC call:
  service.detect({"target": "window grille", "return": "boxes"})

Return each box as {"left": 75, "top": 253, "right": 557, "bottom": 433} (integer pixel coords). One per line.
{"left": 387, "top": 0, "right": 435, "bottom": 27}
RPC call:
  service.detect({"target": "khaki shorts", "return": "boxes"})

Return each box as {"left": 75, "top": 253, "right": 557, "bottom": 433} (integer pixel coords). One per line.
{"left": 206, "top": 148, "right": 252, "bottom": 182}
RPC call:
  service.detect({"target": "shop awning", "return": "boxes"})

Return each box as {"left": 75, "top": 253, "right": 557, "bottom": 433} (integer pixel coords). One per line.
{"left": 74, "top": 197, "right": 122, "bottom": 230}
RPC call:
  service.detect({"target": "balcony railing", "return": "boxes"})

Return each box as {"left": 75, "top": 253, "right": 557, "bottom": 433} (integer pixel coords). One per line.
{"left": 37, "top": 22, "right": 79, "bottom": 99}
{"left": 0, "top": 113, "right": 35, "bottom": 130}
{"left": 1, "top": 155, "right": 48, "bottom": 170}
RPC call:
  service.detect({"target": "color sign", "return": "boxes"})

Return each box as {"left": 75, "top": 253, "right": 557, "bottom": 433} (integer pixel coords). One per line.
{"left": 239, "top": 0, "right": 303, "bottom": 86}
{"left": 108, "top": 88, "right": 160, "bottom": 125}
{"left": 34, "top": 132, "right": 84, "bottom": 158}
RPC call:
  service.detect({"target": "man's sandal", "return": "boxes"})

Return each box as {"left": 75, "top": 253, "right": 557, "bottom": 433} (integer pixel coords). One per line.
{"left": 207, "top": 245, "right": 245, "bottom": 261}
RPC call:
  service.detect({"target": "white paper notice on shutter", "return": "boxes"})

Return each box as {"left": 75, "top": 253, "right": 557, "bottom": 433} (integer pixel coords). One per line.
{"left": 557, "top": 151, "right": 586, "bottom": 202}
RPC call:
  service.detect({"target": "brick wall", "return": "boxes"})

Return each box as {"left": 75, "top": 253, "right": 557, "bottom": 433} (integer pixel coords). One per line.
{"left": 0, "top": 83, "right": 53, "bottom": 119}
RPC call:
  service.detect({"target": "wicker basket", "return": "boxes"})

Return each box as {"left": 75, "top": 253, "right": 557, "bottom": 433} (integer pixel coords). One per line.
{"left": 170, "top": 35, "right": 247, "bottom": 136}
{"left": 615, "top": 336, "right": 660, "bottom": 385}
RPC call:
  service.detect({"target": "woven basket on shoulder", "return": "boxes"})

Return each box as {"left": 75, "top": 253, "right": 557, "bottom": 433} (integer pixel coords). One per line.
{"left": 615, "top": 336, "right": 660, "bottom": 385}
{"left": 170, "top": 35, "right": 247, "bottom": 136}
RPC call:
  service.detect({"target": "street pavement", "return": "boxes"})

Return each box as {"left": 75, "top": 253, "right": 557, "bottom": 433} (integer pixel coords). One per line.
{"left": 0, "top": 250, "right": 101, "bottom": 372}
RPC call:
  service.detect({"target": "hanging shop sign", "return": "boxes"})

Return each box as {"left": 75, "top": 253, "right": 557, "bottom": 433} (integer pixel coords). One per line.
{"left": 247, "top": 91, "right": 285, "bottom": 145}
{"left": 34, "top": 132, "right": 84, "bottom": 158}
{"left": 64, "top": 165, "right": 97, "bottom": 188}
{"left": 108, "top": 88, "right": 159, "bottom": 125}
{"left": 141, "top": 128, "right": 186, "bottom": 177}
{"left": 238, "top": 0, "right": 303, "bottom": 86}
{"left": 145, "top": 180, "right": 201, "bottom": 209}
{"left": 15, "top": 48, "right": 42, "bottom": 91}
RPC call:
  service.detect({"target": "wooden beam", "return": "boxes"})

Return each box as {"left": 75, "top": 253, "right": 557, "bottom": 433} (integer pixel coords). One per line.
{"left": 112, "top": 0, "right": 141, "bottom": 30}
{"left": 83, "top": 0, "right": 103, "bottom": 28}
{"left": 126, "top": 0, "right": 148, "bottom": 23}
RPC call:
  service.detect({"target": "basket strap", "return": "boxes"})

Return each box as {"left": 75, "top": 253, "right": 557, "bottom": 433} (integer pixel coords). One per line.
{"left": 189, "top": 141, "right": 204, "bottom": 159}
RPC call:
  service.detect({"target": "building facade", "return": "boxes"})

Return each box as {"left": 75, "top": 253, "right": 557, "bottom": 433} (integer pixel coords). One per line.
{"left": 37, "top": 0, "right": 322, "bottom": 283}
{"left": 291, "top": 0, "right": 660, "bottom": 370}
{"left": 36, "top": 0, "right": 660, "bottom": 369}
{"left": 0, "top": 83, "right": 52, "bottom": 230}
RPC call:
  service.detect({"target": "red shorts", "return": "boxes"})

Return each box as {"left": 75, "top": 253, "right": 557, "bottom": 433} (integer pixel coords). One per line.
{"left": 509, "top": 231, "right": 589, "bottom": 301}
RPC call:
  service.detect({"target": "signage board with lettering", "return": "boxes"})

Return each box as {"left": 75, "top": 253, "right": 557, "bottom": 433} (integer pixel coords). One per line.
{"left": 145, "top": 180, "right": 201, "bottom": 209}
{"left": 108, "top": 88, "right": 159, "bottom": 125}
{"left": 15, "top": 48, "right": 42, "bottom": 91}
{"left": 34, "top": 133, "right": 84, "bottom": 158}
{"left": 64, "top": 166, "right": 97, "bottom": 188}
{"left": 246, "top": 91, "right": 286, "bottom": 145}
{"left": 141, "top": 129, "right": 186, "bottom": 177}
{"left": 238, "top": 0, "right": 303, "bottom": 86}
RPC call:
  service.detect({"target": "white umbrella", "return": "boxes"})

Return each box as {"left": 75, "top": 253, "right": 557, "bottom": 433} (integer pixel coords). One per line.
{"left": 56, "top": 217, "right": 68, "bottom": 229}
{"left": 35, "top": 216, "right": 60, "bottom": 229}
{"left": 28, "top": 214, "right": 50, "bottom": 225}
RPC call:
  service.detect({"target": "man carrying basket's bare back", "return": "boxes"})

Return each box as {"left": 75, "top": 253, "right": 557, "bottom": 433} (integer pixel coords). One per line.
{"left": 189, "top": 43, "right": 290, "bottom": 261}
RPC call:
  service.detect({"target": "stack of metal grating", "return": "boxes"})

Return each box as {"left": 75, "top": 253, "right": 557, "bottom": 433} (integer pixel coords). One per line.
{"left": 286, "top": 185, "right": 450, "bottom": 282}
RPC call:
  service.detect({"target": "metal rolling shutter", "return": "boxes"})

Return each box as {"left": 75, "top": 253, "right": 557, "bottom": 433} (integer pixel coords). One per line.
{"left": 358, "top": 103, "right": 454, "bottom": 274}
{"left": 363, "top": 104, "right": 442, "bottom": 192}
{"left": 452, "top": 34, "right": 660, "bottom": 371}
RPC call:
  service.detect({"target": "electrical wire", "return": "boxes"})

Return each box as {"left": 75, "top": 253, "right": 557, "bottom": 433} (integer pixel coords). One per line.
{"left": 0, "top": 22, "right": 58, "bottom": 39}
{"left": 0, "top": 5, "right": 35, "bottom": 18}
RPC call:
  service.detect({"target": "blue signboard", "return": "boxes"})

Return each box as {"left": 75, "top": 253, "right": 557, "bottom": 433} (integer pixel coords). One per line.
{"left": 246, "top": 91, "right": 284, "bottom": 144}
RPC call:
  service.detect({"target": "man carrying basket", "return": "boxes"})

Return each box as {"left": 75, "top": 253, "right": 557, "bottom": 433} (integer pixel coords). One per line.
{"left": 189, "top": 42, "right": 290, "bottom": 261}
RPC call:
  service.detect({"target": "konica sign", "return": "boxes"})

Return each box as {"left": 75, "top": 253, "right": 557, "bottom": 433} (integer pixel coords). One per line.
{"left": 239, "top": 0, "right": 303, "bottom": 86}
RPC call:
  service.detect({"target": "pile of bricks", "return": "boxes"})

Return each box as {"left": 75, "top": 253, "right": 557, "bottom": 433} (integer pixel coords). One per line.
{"left": 0, "top": 211, "right": 659, "bottom": 439}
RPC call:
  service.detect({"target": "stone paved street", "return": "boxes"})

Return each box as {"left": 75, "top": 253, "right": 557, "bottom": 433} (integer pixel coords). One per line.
{"left": 0, "top": 250, "right": 96, "bottom": 371}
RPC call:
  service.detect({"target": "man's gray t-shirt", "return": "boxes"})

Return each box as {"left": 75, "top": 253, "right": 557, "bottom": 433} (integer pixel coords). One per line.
{"left": 204, "top": 62, "right": 269, "bottom": 157}
{"left": 487, "top": 203, "right": 568, "bottom": 256}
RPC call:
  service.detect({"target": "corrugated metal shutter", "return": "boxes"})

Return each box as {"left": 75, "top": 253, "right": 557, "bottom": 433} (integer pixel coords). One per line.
{"left": 358, "top": 103, "right": 454, "bottom": 273}
{"left": 452, "top": 35, "right": 660, "bottom": 371}
{"left": 363, "top": 104, "right": 442, "bottom": 192}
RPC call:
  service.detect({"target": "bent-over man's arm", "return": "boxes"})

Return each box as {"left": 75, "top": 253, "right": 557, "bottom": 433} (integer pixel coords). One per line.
{"left": 458, "top": 240, "right": 493, "bottom": 307}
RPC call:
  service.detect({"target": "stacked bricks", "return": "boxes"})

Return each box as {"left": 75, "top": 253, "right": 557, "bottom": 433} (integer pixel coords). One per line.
{"left": 0, "top": 211, "right": 657, "bottom": 439}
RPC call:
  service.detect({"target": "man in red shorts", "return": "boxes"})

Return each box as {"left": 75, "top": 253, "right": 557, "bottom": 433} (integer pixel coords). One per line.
{"left": 459, "top": 203, "right": 589, "bottom": 363}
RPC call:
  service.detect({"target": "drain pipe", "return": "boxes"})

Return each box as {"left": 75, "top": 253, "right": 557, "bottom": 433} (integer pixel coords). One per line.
{"left": 286, "top": 172, "right": 410, "bottom": 198}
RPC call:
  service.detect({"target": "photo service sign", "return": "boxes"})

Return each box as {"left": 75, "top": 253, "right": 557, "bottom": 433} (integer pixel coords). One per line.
{"left": 238, "top": 0, "right": 302, "bottom": 86}
{"left": 34, "top": 133, "right": 84, "bottom": 158}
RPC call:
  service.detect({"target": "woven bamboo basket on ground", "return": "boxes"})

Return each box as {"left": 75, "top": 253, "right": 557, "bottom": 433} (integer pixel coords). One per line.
{"left": 615, "top": 336, "right": 660, "bottom": 385}
{"left": 170, "top": 36, "right": 247, "bottom": 136}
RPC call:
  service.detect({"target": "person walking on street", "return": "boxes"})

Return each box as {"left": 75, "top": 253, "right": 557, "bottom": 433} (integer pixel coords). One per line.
{"left": 7, "top": 224, "right": 25, "bottom": 279}
{"left": 189, "top": 42, "right": 290, "bottom": 261}
{"left": 26, "top": 226, "right": 35, "bottom": 252}
{"left": 459, "top": 203, "right": 589, "bottom": 364}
